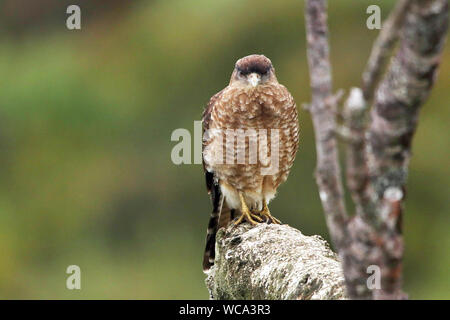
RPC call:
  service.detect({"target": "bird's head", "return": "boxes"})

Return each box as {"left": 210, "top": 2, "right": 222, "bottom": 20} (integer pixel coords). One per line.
{"left": 230, "top": 54, "right": 277, "bottom": 87}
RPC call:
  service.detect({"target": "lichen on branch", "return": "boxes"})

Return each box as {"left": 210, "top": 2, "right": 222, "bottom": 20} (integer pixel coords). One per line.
{"left": 205, "top": 223, "right": 346, "bottom": 300}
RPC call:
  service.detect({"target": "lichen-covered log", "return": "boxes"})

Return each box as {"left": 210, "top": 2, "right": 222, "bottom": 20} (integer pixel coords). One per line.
{"left": 205, "top": 223, "right": 346, "bottom": 300}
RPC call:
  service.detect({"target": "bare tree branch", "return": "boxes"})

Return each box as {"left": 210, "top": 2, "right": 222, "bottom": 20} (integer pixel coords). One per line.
{"left": 342, "top": 88, "right": 369, "bottom": 215}
{"left": 304, "top": 0, "right": 448, "bottom": 300}
{"left": 368, "top": 0, "right": 448, "bottom": 206}
{"left": 346, "top": 1, "right": 413, "bottom": 215}
{"left": 362, "top": 0, "right": 412, "bottom": 101}
{"left": 304, "top": 0, "right": 348, "bottom": 250}
{"left": 363, "top": 0, "right": 449, "bottom": 299}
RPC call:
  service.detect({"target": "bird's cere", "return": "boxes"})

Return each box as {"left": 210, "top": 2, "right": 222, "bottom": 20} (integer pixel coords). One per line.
{"left": 248, "top": 73, "right": 261, "bottom": 87}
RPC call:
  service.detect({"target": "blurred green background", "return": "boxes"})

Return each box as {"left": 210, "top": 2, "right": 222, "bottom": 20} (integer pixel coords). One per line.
{"left": 0, "top": 0, "right": 448, "bottom": 299}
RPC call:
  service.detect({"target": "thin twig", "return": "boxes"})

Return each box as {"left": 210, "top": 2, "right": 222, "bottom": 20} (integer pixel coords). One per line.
{"left": 362, "top": 0, "right": 412, "bottom": 101}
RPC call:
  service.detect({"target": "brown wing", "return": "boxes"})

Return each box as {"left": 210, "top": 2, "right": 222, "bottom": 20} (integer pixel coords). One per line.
{"left": 202, "top": 89, "right": 224, "bottom": 193}
{"left": 201, "top": 89, "right": 229, "bottom": 271}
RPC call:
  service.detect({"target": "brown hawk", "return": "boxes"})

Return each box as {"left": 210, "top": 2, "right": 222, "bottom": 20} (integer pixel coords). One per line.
{"left": 202, "top": 54, "right": 299, "bottom": 271}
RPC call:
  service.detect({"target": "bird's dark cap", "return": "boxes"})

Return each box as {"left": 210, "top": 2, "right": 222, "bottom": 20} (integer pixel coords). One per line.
{"left": 235, "top": 54, "right": 273, "bottom": 75}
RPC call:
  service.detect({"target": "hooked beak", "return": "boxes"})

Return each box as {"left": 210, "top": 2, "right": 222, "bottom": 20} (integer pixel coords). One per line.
{"left": 248, "top": 73, "right": 261, "bottom": 87}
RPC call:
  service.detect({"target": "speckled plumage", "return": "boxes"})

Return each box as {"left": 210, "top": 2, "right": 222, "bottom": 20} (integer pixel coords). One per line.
{"left": 202, "top": 55, "right": 299, "bottom": 271}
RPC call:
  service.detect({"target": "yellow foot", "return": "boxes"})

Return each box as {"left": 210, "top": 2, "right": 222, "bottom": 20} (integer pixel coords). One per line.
{"left": 259, "top": 203, "right": 281, "bottom": 224}
{"left": 234, "top": 208, "right": 263, "bottom": 226}
{"left": 234, "top": 192, "right": 263, "bottom": 226}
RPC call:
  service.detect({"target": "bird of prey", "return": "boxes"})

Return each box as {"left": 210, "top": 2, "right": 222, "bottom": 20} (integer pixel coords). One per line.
{"left": 202, "top": 54, "right": 299, "bottom": 271}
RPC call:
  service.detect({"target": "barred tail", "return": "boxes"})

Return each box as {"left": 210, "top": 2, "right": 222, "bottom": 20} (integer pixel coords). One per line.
{"left": 202, "top": 182, "right": 223, "bottom": 271}
{"left": 202, "top": 170, "right": 238, "bottom": 271}
{"left": 203, "top": 216, "right": 219, "bottom": 271}
{"left": 203, "top": 203, "right": 236, "bottom": 272}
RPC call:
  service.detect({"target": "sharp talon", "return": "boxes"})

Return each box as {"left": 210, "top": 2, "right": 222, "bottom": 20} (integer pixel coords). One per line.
{"left": 259, "top": 201, "right": 281, "bottom": 225}
{"left": 235, "top": 192, "right": 263, "bottom": 226}
{"left": 251, "top": 213, "right": 263, "bottom": 222}
{"left": 234, "top": 210, "right": 262, "bottom": 226}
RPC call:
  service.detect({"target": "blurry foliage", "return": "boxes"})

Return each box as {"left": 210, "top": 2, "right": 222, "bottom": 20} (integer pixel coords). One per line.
{"left": 0, "top": 0, "right": 448, "bottom": 298}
